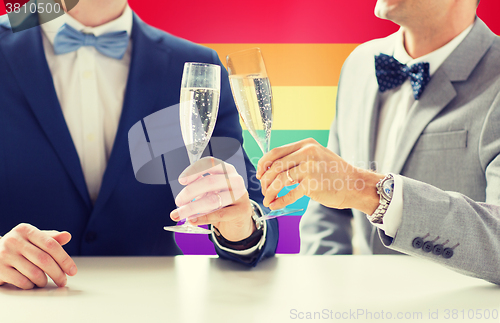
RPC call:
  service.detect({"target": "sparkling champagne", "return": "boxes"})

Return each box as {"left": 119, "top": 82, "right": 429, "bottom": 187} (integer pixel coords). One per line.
{"left": 229, "top": 74, "right": 273, "bottom": 153}
{"left": 180, "top": 87, "right": 220, "bottom": 162}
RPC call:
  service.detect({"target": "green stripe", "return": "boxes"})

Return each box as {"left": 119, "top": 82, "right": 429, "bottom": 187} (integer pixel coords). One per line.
{"left": 243, "top": 130, "right": 330, "bottom": 168}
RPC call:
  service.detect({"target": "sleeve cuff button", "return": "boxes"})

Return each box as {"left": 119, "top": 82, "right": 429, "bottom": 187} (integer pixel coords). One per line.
{"left": 412, "top": 237, "right": 424, "bottom": 249}
{"left": 442, "top": 248, "right": 454, "bottom": 259}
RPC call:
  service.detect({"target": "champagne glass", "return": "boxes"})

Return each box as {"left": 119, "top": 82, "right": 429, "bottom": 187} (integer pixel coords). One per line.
{"left": 227, "top": 48, "right": 303, "bottom": 221}
{"left": 164, "top": 62, "right": 220, "bottom": 234}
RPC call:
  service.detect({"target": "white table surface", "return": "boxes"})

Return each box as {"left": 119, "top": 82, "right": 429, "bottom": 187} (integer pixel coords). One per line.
{"left": 0, "top": 255, "right": 498, "bottom": 323}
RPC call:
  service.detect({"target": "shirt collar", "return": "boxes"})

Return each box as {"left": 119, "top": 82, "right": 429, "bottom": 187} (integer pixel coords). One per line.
{"left": 393, "top": 21, "right": 474, "bottom": 76}
{"left": 41, "top": 4, "right": 133, "bottom": 45}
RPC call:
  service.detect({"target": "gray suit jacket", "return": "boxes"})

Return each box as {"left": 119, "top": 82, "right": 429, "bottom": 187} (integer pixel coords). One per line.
{"left": 300, "top": 18, "right": 500, "bottom": 284}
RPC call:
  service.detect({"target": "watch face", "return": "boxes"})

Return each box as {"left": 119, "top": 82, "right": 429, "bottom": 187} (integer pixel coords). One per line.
{"left": 382, "top": 179, "right": 395, "bottom": 199}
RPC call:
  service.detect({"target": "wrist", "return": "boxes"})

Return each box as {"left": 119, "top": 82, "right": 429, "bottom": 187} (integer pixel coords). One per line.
{"left": 233, "top": 217, "right": 257, "bottom": 242}
{"left": 353, "top": 170, "right": 385, "bottom": 215}
{"left": 215, "top": 201, "right": 258, "bottom": 242}
{"left": 216, "top": 217, "right": 255, "bottom": 242}
{"left": 214, "top": 203, "right": 263, "bottom": 250}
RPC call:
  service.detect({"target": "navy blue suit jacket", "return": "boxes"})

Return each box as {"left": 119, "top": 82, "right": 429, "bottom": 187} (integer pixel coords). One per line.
{"left": 0, "top": 14, "right": 278, "bottom": 266}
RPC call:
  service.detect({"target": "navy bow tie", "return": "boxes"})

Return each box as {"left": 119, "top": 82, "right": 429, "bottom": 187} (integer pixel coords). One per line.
{"left": 53, "top": 24, "right": 129, "bottom": 60}
{"left": 375, "top": 53, "right": 430, "bottom": 100}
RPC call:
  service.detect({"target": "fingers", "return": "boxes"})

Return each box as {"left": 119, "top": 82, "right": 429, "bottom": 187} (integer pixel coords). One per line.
{"left": 175, "top": 173, "right": 245, "bottom": 207}
{"left": 171, "top": 190, "right": 235, "bottom": 221}
{"left": 172, "top": 161, "right": 248, "bottom": 222}
{"left": 191, "top": 198, "right": 250, "bottom": 226}
{"left": 26, "top": 228, "right": 77, "bottom": 279}
{"left": 256, "top": 141, "right": 303, "bottom": 178}
{"left": 11, "top": 256, "right": 48, "bottom": 288}
{"left": 44, "top": 231, "right": 72, "bottom": 246}
{"left": 257, "top": 138, "right": 318, "bottom": 179}
{"left": 262, "top": 166, "right": 302, "bottom": 207}
{"left": 268, "top": 182, "right": 307, "bottom": 210}
{"left": 0, "top": 267, "right": 35, "bottom": 290}
{"left": 21, "top": 242, "right": 67, "bottom": 287}
{"left": 259, "top": 149, "right": 309, "bottom": 195}
{"left": 179, "top": 157, "right": 235, "bottom": 185}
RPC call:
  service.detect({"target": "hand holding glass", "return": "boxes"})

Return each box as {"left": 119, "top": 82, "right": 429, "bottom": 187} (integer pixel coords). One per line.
{"left": 164, "top": 62, "right": 220, "bottom": 234}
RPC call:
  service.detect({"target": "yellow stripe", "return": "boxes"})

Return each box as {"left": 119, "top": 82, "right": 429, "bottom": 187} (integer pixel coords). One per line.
{"left": 239, "top": 86, "right": 337, "bottom": 131}
{"left": 203, "top": 44, "right": 358, "bottom": 87}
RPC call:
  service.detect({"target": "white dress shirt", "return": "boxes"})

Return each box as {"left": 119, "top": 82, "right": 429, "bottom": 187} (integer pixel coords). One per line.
{"left": 40, "top": 7, "right": 263, "bottom": 254}
{"left": 40, "top": 6, "right": 133, "bottom": 203}
{"left": 373, "top": 23, "right": 474, "bottom": 237}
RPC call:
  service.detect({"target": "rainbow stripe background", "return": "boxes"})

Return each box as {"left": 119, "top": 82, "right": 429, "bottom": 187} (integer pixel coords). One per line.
{"left": 2, "top": 0, "right": 499, "bottom": 254}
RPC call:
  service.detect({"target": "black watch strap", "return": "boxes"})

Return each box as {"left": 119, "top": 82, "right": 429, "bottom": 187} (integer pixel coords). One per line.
{"left": 214, "top": 226, "right": 263, "bottom": 250}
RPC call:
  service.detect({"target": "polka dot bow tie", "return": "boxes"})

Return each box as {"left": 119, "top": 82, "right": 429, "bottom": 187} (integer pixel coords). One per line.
{"left": 375, "top": 53, "right": 430, "bottom": 100}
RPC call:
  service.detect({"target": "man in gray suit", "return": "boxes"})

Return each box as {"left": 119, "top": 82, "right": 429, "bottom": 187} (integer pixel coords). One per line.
{"left": 256, "top": 0, "right": 500, "bottom": 284}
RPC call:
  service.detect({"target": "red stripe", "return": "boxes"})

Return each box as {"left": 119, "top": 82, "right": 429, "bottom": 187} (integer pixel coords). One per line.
{"left": 128, "top": 0, "right": 500, "bottom": 43}
{"left": 1, "top": 1, "right": 499, "bottom": 43}
{"left": 130, "top": 0, "right": 399, "bottom": 44}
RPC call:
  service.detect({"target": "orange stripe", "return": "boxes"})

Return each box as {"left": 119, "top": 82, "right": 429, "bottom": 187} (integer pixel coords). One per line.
{"left": 203, "top": 44, "right": 358, "bottom": 87}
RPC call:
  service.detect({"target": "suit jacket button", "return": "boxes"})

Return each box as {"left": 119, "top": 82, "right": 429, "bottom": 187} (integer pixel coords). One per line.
{"left": 85, "top": 232, "right": 97, "bottom": 243}
{"left": 422, "top": 241, "right": 434, "bottom": 253}
{"left": 442, "top": 248, "right": 454, "bottom": 259}
{"left": 412, "top": 237, "right": 424, "bottom": 249}
{"left": 432, "top": 244, "right": 444, "bottom": 255}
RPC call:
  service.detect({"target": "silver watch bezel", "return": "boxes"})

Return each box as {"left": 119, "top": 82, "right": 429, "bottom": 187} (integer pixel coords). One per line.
{"left": 377, "top": 174, "right": 394, "bottom": 201}
{"left": 369, "top": 174, "right": 395, "bottom": 224}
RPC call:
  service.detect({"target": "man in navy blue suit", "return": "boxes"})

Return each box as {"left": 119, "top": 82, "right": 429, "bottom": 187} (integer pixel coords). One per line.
{"left": 0, "top": 0, "right": 278, "bottom": 290}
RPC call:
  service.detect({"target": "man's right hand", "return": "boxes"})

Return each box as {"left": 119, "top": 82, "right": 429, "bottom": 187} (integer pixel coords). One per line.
{"left": 0, "top": 223, "right": 77, "bottom": 289}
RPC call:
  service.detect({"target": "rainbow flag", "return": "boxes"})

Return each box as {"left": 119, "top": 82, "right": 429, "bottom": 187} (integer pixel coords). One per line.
{"left": 2, "top": 0, "right": 498, "bottom": 254}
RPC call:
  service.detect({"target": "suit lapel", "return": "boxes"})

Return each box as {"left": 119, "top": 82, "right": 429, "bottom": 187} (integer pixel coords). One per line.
{"left": 92, "top": 14, "right": 172, "bottom": 213}
{"left": 389, "top": 18, "right": 496, "bottom": 174}
{"left": 0, "top": 23, "right": 91, "bottom": 209}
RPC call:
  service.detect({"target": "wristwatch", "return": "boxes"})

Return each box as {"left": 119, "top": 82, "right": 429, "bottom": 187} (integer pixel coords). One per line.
{"left": 368, "top": 174, "right": 395, "bottom": 224}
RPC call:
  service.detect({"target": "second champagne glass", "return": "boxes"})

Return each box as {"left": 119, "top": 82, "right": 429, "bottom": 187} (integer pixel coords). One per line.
{"left": 227, "top": 48, "right": 303, "bottom": 221}
{"left": 164, "top": 62, "right": 220, "bottom": 234}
